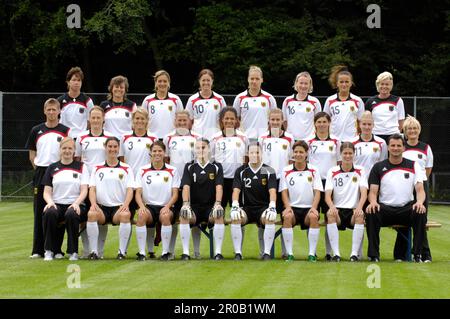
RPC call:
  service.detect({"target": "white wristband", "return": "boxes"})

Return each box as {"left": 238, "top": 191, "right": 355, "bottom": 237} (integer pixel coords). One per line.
{"left": 269, "top": 201, "right": 276, "bottom": 209}
{"left": 232, "top": 200, "right": 239, "bottom": 208}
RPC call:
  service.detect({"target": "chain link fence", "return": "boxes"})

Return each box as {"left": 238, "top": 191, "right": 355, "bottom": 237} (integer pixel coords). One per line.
{"left": 1, "top": 92, "right": 449, "bottom": 203}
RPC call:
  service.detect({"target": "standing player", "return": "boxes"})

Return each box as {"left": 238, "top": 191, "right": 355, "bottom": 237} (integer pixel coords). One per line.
{"left": 351, "top": 111, "right": 387, "bottom": 175}
{"left": 323, "top": 65, "right": 364, "bottom": 142}
{"left": 26, "top": 98, "right": 70, "bottom": 258}
{"left": 186, "top": 69, "right": 227, "bottom": 141}
{"left": 99, "top": 75, "right": 137, "bottom": 138}
{"left": 141, "top": 70, "right": 184, "bottom": 139}
{"left": 324, "top": 142, "right": 368, "bottom": 262}
{"left": 394, "top": 116, "right": 433, "bottom": 262}
{"left": 282, "top": 71, "right": 321, "bottom": 141}
{"left": 134, "top": 141, "right": 180, "bottom": 261}
{"left": 365, "top": 71, "right": 405, "bottom": 142}
{"left": 279, "top": 141, "right": 323, "bottom": 262}
{"left": 42, "top": 137, "right": 89, "bottom": 261}
{"left": 366, "top": 134, "right": 427, "bottom": 262}
{"left": 306, "top": 112, "right": 341, "bottom": 260}
{"left": 229, "top": 142, "right": 278, "bottom": 260}
{"left": 57, "top": 67, "right": 94, "bottom": 138}
{"left": 86, "top": 137, "right": 135, "bottom": 260}
{"left": 179, "top": 139, "right": 225, "bottom": 260}
{"left": 233, "top": 65, "right": 277, "bottom": 140}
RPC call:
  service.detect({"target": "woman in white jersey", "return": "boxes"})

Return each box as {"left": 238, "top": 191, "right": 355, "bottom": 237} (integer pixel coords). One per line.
{"left": 233, "top": 65, "right": 277, "bottom": 140}
{"left": 323, "top": 65, "right": 364, "bottom": 142}
{"left": 42, "top": 137, "right": 89, "bottom": 261}
{"left": 141, "top": 70, "right": 184, "bottom": 139}
{"left": 282, "top": 71, "right": 321, "bottom": 141}
{"left": 186, "top": 69, "right": 227, "bottom": 141}
{"left": 324, "top": 142, "right": 368, "bottom": 262}
{"left": 365, "top": 72, "right": 405, "bottom": 142}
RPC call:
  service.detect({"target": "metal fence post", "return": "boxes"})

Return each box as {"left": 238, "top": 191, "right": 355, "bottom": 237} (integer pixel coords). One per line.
{"left": 0, "top": 91, "right": 3, "bottom": 201}
{"left": 413, "top": 96, "right": 417, "bottom": 118}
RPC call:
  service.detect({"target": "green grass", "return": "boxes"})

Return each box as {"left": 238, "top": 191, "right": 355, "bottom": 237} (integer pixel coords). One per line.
{"left": 0, "top": 202, "right": 448, "bottom": 298}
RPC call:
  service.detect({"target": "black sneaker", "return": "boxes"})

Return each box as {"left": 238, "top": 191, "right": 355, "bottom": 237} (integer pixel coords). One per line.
{"left": 181, "top": 254, "right": 190, "bottom": 261}
{"left": 325, "top": 254, "right": 332, "bottom": 261}
{"left": 350, "top": 255, "right": 359, "bottom": 262}
{"left": 368, "top": 256, "right": 380, "bottom": 262}
{"left": 332, "top": 255, "right": 341, "bottom": 262}
{"left": 117, "top": 253, "right": 126, "bottom": 260}
{"left": 262, "top": 253, "right": 271, "bottom": 261}
{"left": 421, "top": 256, "right": 432, "bottom": 263}
{"left": 88, "top": 252, "right": 99, "bottom": 260}
{"left": 234, "top": 253, "right": 243, "bottom": 261}
{"left": 214, "top": 253, "right": 224, "bottom": 260}
{"left": 136, "top": 253, "right": 146, "bottom": 261}
{"left": 160, "top": 253, "right": 170, "bottom": 261}
{"left": 148, "top": 252, "right": 156, "bottom": 259}
{"left": 413, "top": 255, "right": 422, "bottom": 263}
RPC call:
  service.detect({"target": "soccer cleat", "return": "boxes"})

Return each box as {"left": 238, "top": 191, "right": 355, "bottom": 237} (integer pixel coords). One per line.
{"left": 194, "top": 252, "right": 202, "bottom": 260}
{"left": 136, "top": 253, "right": 146, "bottom": 261}
{"left": 350, "top": 255, "right": 359, "bottom": 262}
{"left": 234, "top": 253, "right": 243, "bottom": 261}
{"left": 54, "top": 253, "right": 64, "bottom": 260}
{"left": 69, "top": 253, "right": 79, "bottom": 261}
{"left": 168, "top": 253, "right": 175, "bottom": 261}
{"left": 88, "top": 252, "right": 99, "bottom": 260}
{"left": 44, "top": 251, "right": 54, "bottom": 261}
{"left": 395, "top": 259, "right": 404, "bottom": 263}
{"left": 214, "top": 254, "right": 224, "bottom": 261}
{"left": 160, "top": 253, "right": 170, "bottom": 261}
{"left": 286, "top": 255, "right": 295, "bottom": 262}
{"left": 307, "top": 255, "right": 317, "bottom": 262}
{"left": 30, "top": 253, "right": 42, "bottom": 259}
{"left": 117, "top": 253, "right": 126, "bottom": 260}
{"left": 368, "top": 257, "right": 380, "bottom": 262}
{"left": 181, "top": 254, "right": 190, "bottom": 261}
{"left": 325, "top": 254, "right": 332, "bottom": 261}
{"left": 422, "top": 256, "right": 432, "bottom": 263}
{"left": 332, "top": 255, "right": 341, "bottom": 262}
{"left": 281, "top": 254, "right": 288, "bottom": 260}
{"left": 262, "top": 253, "right": 271, "bottom": 261}
{"left": 413, "top": 255, "right": 422, "bottom": 263}
{"left": 148, "top": 252, "right": 156, "bottom": 259}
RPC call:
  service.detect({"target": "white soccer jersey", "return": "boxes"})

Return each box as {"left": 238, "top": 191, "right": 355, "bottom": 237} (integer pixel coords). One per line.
{"left": 119, "top": 132, "right": 158, "bottom": 176}
{"left": 369, "top": 159, "right": 423, "bottom": 207}
{"left": 58, "top": 93, "right": 94, "bottom": 138}
{"left": 211, "top": 130, "right": 248, "bottom": 179}
{"left": 259, "top": 131, "right": 294, "bottom": 179}
{"left": 75, "top": 130, "right": 114, "bottom": 173}
{"left": 325, "top": 165, "right": 368, "bottom": 209}
{"left": 365, "top": 95, "right": 405, "bottom": 135}
{"left": 42, "top": 161, "right": 90, "bottom": 205}
{"left": 306, "top": 135, "right": 341, "bottom": 180}
{"left": 323, "top": 93, "right": 364, "bottom": 142}
{"left": 282, "top": 94, "right": 322, "bottom": 140}
{"left": 186, "top": 91, "right": 227, "bottom": 141}
{"left": 403, "top": 141, "right": 433, "bottom": 181}
{"left": 232, "top": 89, "right": 277, "bottom": 139}
{"left": 89, "top": 161, "right": 135, "bottom": 207}
{"left": 135, "top": 163, "right": 181, "bottom": 206}
{"left": 141, "top": 92, "right": 184, "bottom": 139}
{"left": 279, "top": 164, "right": 323, "bottom": 208}
{"left": 351, "top": 135, "right": 387, "bottom": 175}
{"left": 163, "top": 130, "right": 200, "bottom": 174}
{"left": 99, "top": 99, "right": 137, "bottom": 138}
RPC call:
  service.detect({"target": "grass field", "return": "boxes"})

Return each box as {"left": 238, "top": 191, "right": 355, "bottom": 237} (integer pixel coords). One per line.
{"left": 0, "top": 202, "right": 448, "bottom": 299}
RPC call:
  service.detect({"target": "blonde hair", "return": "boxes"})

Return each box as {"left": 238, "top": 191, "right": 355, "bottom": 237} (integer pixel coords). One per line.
{"left": 175, "top": 110, "right": 190, "bottom": 118}
{"left": 403, "top": 115, "right": 421, "bottom": 135}
{"left": 153, "top": 70, "right": 171, "bottom": 92}
{"left": 375, "top": 71, "right": 394, "bottom": 92}
{"left": 89, "top": 105, "right": 104, "bottom": 117}
{"left": 293, "top": 71, "right": 313, "bottom": 93}
{"left": 269, "top": 108, "right": 283, "bottom": 119}
{"left": 59, "top": 136, "right": 75, "bottom": 149}
{"left": 44, "top": 98, "right": 60, "bottom": 111}
{"left": 107, "top": 75, "right": 129, "bottom": 100}
{"left": 360, "top": 110, "right": 374, "bottom": 122}
{"left": 328, "top": 65, "right": 354, "bottom": 90}
{"left": 132, "top": 108, "right": 149, "bottom": 130}
{"left": 248, "top": 65, "right": 263, "bottom": 78}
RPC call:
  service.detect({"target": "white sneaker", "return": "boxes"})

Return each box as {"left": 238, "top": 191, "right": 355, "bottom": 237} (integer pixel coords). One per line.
{"left": 30, "top": 253, "right": 42, "bottom": 259}
{"left": 54, "top": 253, "right": 64, "bottom": 259}
{"left": 44, "top": 251, "right": 54, "bottom": 261}
{"left": 69, "top": 253, "right": 79, "bottom": 261}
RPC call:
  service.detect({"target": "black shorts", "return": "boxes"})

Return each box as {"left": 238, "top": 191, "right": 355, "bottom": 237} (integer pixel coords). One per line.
{"left": 282, "top": 207, "right": 311, "bottom": 230}
{"left": 336, "top": 208, "right": 354, "bottom": 230}
{"left": 192, "top": 205, "right": 214, "bottom": 227}
{"left": 242, "top": 206, "right": 266, "bottom": 228}
{"left": 98, "top": 205, "right": 120, "bottom": 225}
{"left": 145, "top": 204, "right": 175, "bottom": 227}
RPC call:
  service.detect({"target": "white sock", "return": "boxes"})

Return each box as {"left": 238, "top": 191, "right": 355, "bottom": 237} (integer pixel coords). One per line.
{"left": 146, "top": 227, "right": 155, "bottom": 253}
{"left": 258, "top": 227, "right": 264, "bottom": 256}
{"left": 230, "top": 224, "right": 243, "bottom": 254}
{"left": 213, "top": 224, "right": 225, "bottom": 255}
{"left": 161, "top": 225, "right": 172, "bottom": 255}
{"left": 179, "top": 224, "right": 191, "bottom": 255}
{"left": 86, "top": 222, "right": 99, "bottom": 254}
{"left": 118, "top": 223, "right": 131, "bottom": 255}
{"left": 80, "top": 228, "right": 89, "bottom": 257}
{"left": 241, "top": 226, "right": 246, "bottom": 251}
{"left": 98, "top": 224, "right": 108, "bottom": 257}
{"left": 125, "top": 223, "right": 133, "bottom": 254}
{"left": 325, "top": 227, "right": 332, "bottom": 255}
{"left": 280, "top": 232, "right": 287, "bottom": 256}
{"left": 327, "top": 223, "right": 340, "bottom": 256}
{"left": 358, "top": 233, "right": 364, "bottom": 259}
{"left": 135, "top": 226, "right": 147, "bottom": 255}
{"left": 192, "top": 226, "right": 201, "bottom": 255}
{"left": 263, "top": 224, "right": 276, "bottom": 255}
{"left": 352, "top": 224, "right": 365, "bottom": 257}
{"left": 308, "top": 228, "right": 320, "bottom": 256}
{"left": 282, "top": 228, "right": 294, "bottom": 255}
{"left": 169, "top": 224, "right": 178, "bottom": 254}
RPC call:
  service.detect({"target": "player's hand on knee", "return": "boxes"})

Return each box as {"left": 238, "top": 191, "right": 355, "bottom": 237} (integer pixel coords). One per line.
{"left": 366, "top": 202, "right": 380, "bottom": 214}
{"left": 69, "top": 203, "right": 81, "bottom": 215}
{"left": 138, "top": 206, "right": 150, "bottom": 219}
{"left": 282, "top": 207, "right": 293, "bottom": 219}
{"left": 44, "top": 202, "right": 57, "bottom": 212}
{"left": 353, "top": 207, "right": 364, "bottom": 218}
{"left": 262, "top": 206, "right": 277, "bottom": 222}
{"left": 180, "top": 202, "right": 193, "bottom": 220}
{"left": 230, "top": 205, "right": 241, "bottom": 221}
{"left": 413, "top": 202, "right": 426, "bottom": 214}
{"left": 308, "top": 207, "right": 319, "bottom": 219}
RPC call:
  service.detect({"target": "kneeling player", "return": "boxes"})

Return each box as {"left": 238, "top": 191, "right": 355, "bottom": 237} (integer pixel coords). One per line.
{"left": 325, "top": 142, "right": 368, "bottom": 262}
{"left": 279, "top": 141, "right": 323, "bottom": 262}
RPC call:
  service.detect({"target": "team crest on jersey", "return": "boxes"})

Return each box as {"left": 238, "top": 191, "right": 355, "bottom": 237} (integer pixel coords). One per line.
{"left": 350, "top": 106, "right": 355, "bottom": 112}
{"left": 57, "top": 136, "right": 62, "bottom": 142}
{"left": 306, "top": 107, "right": 311, "bottom": 112}
{"left": 163, "top": 176, "right": 169, "bottom": 182}
{"left": 73, "top": 173, "right": 78, "bottom": 179}
{"left": 236, "top": 142, "right": 241, "bottom": 148}
{"left": 389, "top": 105, "right": 394, "bottom": 111}
{"left": 214, "top": 104, "right": 219, "bottom": 110}
{"left": 404, "top": 173, "right": 410, "bottom": 179}
{"left": 119, "top": 173, "right": 124, "bottom": 180}
{"left": 261, "top": 101, "right": 266, "bottom": 107}
{"left": 190, "top": 142, "right": 194, "bottom": 148}
{"left": 261, "top": 178, "right": 267, "bottom": 185}
{"left": 79, "top": 108, "right": 85, "bottom": 114}
{"left": 418, "top": 154, "right": 423, "bottom": 159}
{"left": 307, "top": 176, "right": 313, "bottom": 183}
{"left": 146, "top": 143, "right": 151, "bottom": 149}
{"left": 209, "top": 173, "right": 215, "bottom": 180}
{"left": 373, "top": 147, "right": 379, "bottom": 153}
{"left": 282, "top": 144, "right": 288, "bottom": 150}
{"left": 352, "top": 176, "right": 358, "bottom": 183}
{"left": 168, "top": 105, "right": 173, "bottom": 111}
{"left": 329, "top": 145, "right": 333, "bottom": 151}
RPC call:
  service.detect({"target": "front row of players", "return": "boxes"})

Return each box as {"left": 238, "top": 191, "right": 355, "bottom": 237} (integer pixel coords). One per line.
{"left": 41, "top": 134, "right": 427, "bottom": 262}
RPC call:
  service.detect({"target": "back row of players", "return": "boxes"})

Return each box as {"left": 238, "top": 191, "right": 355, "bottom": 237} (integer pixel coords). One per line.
{"left": 27, "top": 64, "right": 433, "bottom": 261}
